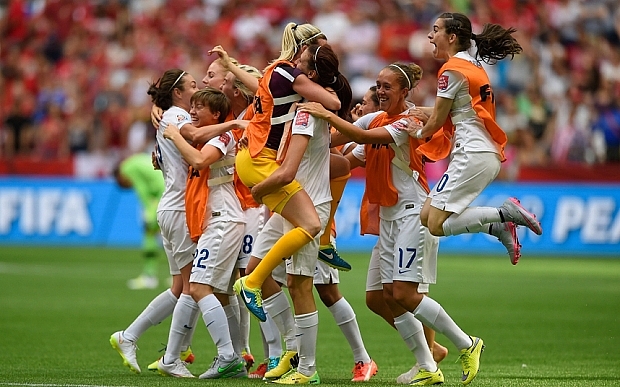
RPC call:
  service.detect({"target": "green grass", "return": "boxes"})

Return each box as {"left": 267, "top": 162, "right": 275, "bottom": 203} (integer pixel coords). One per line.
{"left": 1, "top": 246, "right": 619, "bottom": 386}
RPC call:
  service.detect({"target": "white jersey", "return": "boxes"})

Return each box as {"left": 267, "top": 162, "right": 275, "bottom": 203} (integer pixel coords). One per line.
{"left": 156, "top": 106, "right": 192, "bottom": 211}
{"left": 352, "top": 110, "right": 427, "bottom": 221}
{"left": 290, "top": 110, "right": 331, "bottom": 206}
{"left": 437, "top": 51, "right": 500, "bottom": 155}
{"left": 204, "top": 131, "right": 245, "bottom": 225}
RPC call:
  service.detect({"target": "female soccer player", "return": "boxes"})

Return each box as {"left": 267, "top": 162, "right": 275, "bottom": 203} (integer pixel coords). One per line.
{"left": 247, "top": 43, "right": 356, "bottom": 385}
{"left": 158, "top": 87, "right": 247, "bottom": 378}
{"left": 110, "top": 69, "right": 198, "bottom": 374}
{"left": 225, "top": 22, "right": 341, "bottom": 322}
{"left": 406, "top": 12, "right": 542, "bottom": 267}
{"left": 299, "top": 61, "right": 463, "bottom": 385}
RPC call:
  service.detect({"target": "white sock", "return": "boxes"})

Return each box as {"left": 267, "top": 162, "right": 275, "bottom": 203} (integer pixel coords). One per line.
{"left": 328, "top": 297, "right": 370, "bottom": 363}
{"left": 263, "top": 291, "right": 296, "bottom": 351}
{"left": 180, "top": 307, "right": 201, "bottom": 352}
{"left": 236, "top": 294, "right": 252, "bottom": 353}
{"left": 224, "top": 303, "right": 243, "bottom": 356}
{"left": 393, "top": 312, "right": 436, "bottom": 372}
{"left": 442, "top": 207, "right": 501, "bottom": 236}
{"left": 259, "top": 312, "right": 283, "bottom": 358}
{"left": 163, "top": 294, "right": 198, "bottom": 364}
{"left": 198, "top": 294, "right": 235, "bottom": 360}
{"left": 413, "top": 296, "right": 471, "bottom": 350}
{"left": 125, "top": 289, "right": 177, "bottom": 342}
{"left": 295, "top": 311, "right": 318, "bottom": 376}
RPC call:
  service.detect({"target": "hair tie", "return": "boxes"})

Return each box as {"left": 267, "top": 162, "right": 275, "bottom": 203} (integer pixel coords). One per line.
{"left": 389, "top": 64, "right": 411, "bottom": 90}
{"left": 471, "top": 32, "right": 476, "bottom": 40}
{"left": 330, "top": 76, "right": 338, "bottom": 84}
{"left": 291, "top": 23, "right": 298, "bottom": 31}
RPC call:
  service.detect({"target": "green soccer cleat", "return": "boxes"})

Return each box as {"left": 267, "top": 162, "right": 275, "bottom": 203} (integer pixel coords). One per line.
{"left": 272, "top": 368, "right": 321, "bottom": 385}
{"left": 318, "top": 244, "right": 351, "bottom": 271}
{"left": 409, "top": 367, "right": 444, "bottom": 385}
{"left": 233, "top": 276, "right": 266, "bottom": 322}
{"left": 459, "top": 336, "right": 484, "bottom": 385}
{"left": 199, "top": 354, "right": 247, "bottom": 379}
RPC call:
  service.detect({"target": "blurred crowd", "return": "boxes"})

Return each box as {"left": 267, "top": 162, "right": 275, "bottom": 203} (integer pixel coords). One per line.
{"left": 1, "top": 0, "right": 620, "bottom": 178}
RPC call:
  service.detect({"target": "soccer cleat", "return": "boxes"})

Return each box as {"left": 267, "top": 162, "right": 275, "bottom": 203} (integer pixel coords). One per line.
{"left": 242, "top": 350, "right": 255, "bottom": 371}
{"left": 490, "top": 222, "right": 521, "bottom": 265}
{"left": 458, "top": 336, "right": 484, "bottom": 385}
{"left": 233, "top": 276, "right": 266, "bottom": 322}
{"left": 396, "top": 364, "right": 420, "bottom": 384}
{"left": 156, "top": 358, "right": 195, "bottom": 378}
{"left": 147, "top": 346, "right": 195, "bottom": 371}
{"left": 318, "top": 244, "right": 351, "bottom": 271}
{"left": 351, "top": 359, "right": 378, "bottom": 382}
{"left": 267, "top": 355, "right": 281, "bottom": 372}
{"left": 272, "top": 369, "right": 321, "bottom": 384}
{"left": 199, "top": 354, "right": 247, "bottom": 379}
{"left": 410, "top": 367, "right": 444, "bottom": 385}
{"left": 249, "top": 361, "right": 268, "bottom": 379}
{"left": 181, "top": 346, "right": 195, "bottom": 364}
{"left": 127, "top": 275, "right": 158, "bottom": 290}
{"left": 110, "top": 331, "right": 141, "bottom": 374}
{"left": 499, "top": 198, "right": 543, "bottom": 235}
{"left": 264, "top": 351, "right": 297, "bottom": 380}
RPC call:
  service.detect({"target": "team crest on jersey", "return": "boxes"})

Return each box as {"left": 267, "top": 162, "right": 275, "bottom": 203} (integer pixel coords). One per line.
{"left": 392, "top": 120, "right": 407, "bottom": 131}
{"left": 219, "top": 133, "right": 231, "bottom": 145}
{"left": 177, "top": 114, "right": 186, "bottom": 123}
{"left": 295, "top": 111, "right": 310, "bottom": 126}
{"left": 438, "top": 75, "right": 449, "bottom": 90}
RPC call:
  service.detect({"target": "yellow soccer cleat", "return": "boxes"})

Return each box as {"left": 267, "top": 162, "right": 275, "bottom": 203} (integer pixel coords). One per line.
{"left": 272, "top": 369, "right": 320, "bottom": 385}
{"left": 459, "top": 336, "right": 484, "bottom": 385}
{"left": 264, "top": 351, "right": 298, "bottom": 380}
{"left": 409, "top": 367, "right": 444, "bottom": 385}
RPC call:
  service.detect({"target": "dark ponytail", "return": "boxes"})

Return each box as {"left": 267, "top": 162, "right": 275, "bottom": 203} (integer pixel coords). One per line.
{"left": 438, "top": 12, "right": 522, "bottom": 65}
{"left": 306, "top": 44, "right": 352, "bottom": 121}
{"left": 147, "top": 68, "right": 187, "bottom": 110}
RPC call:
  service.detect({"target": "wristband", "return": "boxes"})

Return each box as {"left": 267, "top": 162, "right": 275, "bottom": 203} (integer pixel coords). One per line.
{"left": 415, "top": 129, "right": 423, "bottom": 139}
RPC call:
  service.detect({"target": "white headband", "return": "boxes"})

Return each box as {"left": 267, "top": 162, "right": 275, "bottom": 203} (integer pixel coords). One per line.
{"left": 299, "top": 32, "right": 324, "bottom": 46}
{"left": 389, "top": 64, "right": 411, "bottom": 89}
{"left": 169, "top": 71, "right": 186, "bottom": 92}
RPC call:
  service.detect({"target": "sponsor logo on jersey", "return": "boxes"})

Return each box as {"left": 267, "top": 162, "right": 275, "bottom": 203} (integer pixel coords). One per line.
{"left": 219, "top": 133, "right": 231, "bottom": 146}
{"left": 295, "top": 111, "right": 310, "bottom": 127}
{"left": 438, "top": 75, "right": 449, "bottom": 90}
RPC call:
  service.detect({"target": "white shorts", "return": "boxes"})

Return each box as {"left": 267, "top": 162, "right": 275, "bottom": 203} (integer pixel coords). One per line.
{"left": 430, "top": 149, "right": 500, "bottom": 214}
{"left": 367, "top": 238, "right": 430, "bottom": 293}
{"left": 157, "top": 210, "right": 195, "bottom": 275}
{"left": 254, "top": 202, "right": 330, "bottom": 279}
{"left": 314, "top": 235, "right": 339, "bottom": 285}
{"left": 313, "top": 260, "right": 339, "bottom": 285}
{"left": 379, "top": 213, "right": 437, "bottom": 287}
{"left": 365, "top": 241, "right": 382, "bottom": 291}
{"left": 190, "top": 220, "right": 244, "bottom": 295}
{"left": 285, "top": 202, "right": 330, "bottom": 277}
{"left": 237, "top": 205, "right": 270, "bottom": 270}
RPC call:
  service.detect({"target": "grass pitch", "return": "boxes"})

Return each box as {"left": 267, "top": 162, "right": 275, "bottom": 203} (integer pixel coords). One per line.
{"left": 0, "top": 246, "right": 619, "bottom": 386}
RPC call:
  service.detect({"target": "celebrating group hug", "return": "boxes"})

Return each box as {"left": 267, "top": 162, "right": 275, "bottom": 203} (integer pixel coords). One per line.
{"left": 109, "top": 12, "right": 542, "bottom": 386}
